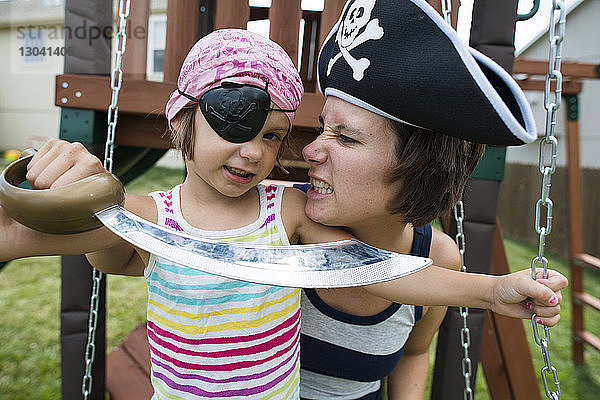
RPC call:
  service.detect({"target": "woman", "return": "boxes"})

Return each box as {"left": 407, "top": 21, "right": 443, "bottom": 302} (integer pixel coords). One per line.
{"left": 298, "top": 0, "right": 543, "bottom": 399}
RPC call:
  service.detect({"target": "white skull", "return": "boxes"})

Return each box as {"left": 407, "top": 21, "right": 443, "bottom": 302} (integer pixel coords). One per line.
{"left": 340, "top": 0, "right": 377, "bottom": 48}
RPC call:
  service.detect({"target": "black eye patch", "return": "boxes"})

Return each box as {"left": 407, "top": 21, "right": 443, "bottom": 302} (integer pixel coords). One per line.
{"left": 178, "top": 83, "right": 295, "bottom": 143}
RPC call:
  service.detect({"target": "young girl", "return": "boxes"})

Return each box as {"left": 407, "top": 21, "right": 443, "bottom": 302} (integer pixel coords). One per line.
{"left": 1, "top": 29, "right": 566, "bottom": 400}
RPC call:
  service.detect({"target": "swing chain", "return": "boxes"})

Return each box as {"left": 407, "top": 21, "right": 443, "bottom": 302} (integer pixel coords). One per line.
{"left": 82, "top": 0, "right": 131, "bottom": 398}
{"left": 105, "top": 0, "right": 131, "bottom": 174}
{"left": 530, "top": 1, "right": 565, "bottom": 399}
{"left": 454, "top": 200, "right": 473, "bottom": 400}
{"left": 81, "top": 270, "right": 102, "bottom": 398}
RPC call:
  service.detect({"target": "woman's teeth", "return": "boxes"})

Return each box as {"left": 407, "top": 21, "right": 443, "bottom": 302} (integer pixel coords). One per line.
{"left": 310, "top": 178, "right": 333, "bottom": 194}
{"left": 226, "top": 166, "right": 251, "bottom": 177}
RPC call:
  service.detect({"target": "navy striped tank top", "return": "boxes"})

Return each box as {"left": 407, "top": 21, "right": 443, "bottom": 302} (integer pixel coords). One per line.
{"left": 299, "top": 224, "right": 432, "bottom": 400}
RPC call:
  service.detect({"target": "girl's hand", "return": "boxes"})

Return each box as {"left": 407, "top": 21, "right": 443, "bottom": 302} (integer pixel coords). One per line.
{"left": 26, "top": 139, "right": 106, "bottom": 189}
{"left": 0, "top": 204, "right": 16, "bottom": 261}
{"left": 490, "top": 269, "right": 568, "bottom": 326}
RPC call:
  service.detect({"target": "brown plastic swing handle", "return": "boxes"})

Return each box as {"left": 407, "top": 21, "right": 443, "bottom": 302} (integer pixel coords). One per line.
{"left": 0, "top": 149, "right": 125, "bottom": 234}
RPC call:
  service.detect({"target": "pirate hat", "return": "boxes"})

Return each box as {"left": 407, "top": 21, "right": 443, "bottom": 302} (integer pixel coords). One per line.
{"left": 318, "top": 0, "right": 537, "bottom": 145}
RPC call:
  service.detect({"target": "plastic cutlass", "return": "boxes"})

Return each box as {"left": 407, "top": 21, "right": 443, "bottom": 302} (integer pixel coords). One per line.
{"left": 0, "top": 151, "right": 432, "bottom": 288}
{"left": 95, "top": 205, "right": 431, "bottom": 288}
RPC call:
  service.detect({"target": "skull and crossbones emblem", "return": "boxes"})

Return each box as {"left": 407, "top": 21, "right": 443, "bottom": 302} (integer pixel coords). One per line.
{"left": 327, "top": 0, "right": 384, "bottom": 81}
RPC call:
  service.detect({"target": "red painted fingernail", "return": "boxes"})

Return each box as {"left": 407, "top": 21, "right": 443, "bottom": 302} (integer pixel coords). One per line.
{"left": 537, "top": 319, "right": 543, "bottom": 324}
{"left": 527, "top": 302, "right": 533, "bottom": 310}
{"left": 549, "top": 296, "right": 557, "bottom": 305}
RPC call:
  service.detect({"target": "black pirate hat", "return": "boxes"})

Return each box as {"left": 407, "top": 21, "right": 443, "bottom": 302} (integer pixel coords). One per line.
{"left": 318, "top": 0, "right": 537, "bottom": 145}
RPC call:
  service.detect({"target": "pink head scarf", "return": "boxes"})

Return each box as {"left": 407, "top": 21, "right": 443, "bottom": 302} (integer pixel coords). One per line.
{"left": 166, "top": 29, "right": 304, "bottom": 129}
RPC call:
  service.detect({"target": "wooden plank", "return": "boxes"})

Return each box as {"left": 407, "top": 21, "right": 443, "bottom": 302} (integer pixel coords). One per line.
{"left": 566, "top": 114, "right": 586, "bottom": 363}
{"left": 55, "top": 74, "right": 322, "bottom": 129}
{"left": 573, "top": 253, "right": 600, "bottom": 272}
{"left": 485, "top": 220, "right": 542, "bottom": 400}
{"left": 514, "top": 58, "right": 600, "bottom": 79}
{"left": 269, "top": 0, "right": 302, "bottom": 67}
{"left": 120, "top": 325, "right": 152, "bottom": 376}
{"left": 106, "top": 346, "right": 153, "bottom": 400}
{"left": 573, "top": 292, "right": 600, "bottom": 313}
{"left": 319, "top": 0, "right": 346, "bottom": 49}
{"left": 215, "top": 0, "right": 250, "bottom": 29}
{"left": 116, "top": 114, "right": 171, "bottom": 149}
{"left": 164, "top": 0, "right": 200, "bottom": 82}
{"left": 55, "top": 74, "right": 174, "bottom": 115}
{"left": 575, "top": 330, "right": 600, "bottom": 352}
{"left": 493, "top": 313, "right": 542, "bottom": 400}
{"left": 295, "top": 92, "right": 325, "bottom": 128}
{"left": 516, "top": 79, "right": 582, "bottom": 94}
{"left": 121, "top": 0, "right": 150, "bottom": 80}
{"left": 567, "top": 119, "right": 585, "bottom": 254}
{"left": 481, "top": 311, "right": 514, "bottom": 400}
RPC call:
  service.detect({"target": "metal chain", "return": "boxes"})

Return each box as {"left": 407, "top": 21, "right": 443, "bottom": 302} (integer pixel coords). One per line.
{"left": 530, "top": 1, "right": 566, "bottom": 399}
{"left": 454, "top": 201, "right": 473, "bottom": 400}
{"left": 82, "top": 0, "right": 131, "bottom": 398}
{"left": 439, "top": 3, "right": 473, "bottom": 399}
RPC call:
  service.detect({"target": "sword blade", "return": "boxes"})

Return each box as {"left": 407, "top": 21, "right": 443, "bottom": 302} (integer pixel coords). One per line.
{"left": 95, "top": 205, "right": 432, "bottom": 288}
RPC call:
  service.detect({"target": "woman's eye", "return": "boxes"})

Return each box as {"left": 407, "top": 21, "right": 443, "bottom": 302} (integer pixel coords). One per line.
{"left": 263, "top": 132, "right": 282, "bottom": 142}
{"left": 338, "top": 135, "right": 357, "bottom": 144}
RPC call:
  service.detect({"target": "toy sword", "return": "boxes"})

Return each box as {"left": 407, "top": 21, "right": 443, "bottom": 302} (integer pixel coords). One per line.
{"left": 0, "top": 152, "right": 432, "bottom": 288}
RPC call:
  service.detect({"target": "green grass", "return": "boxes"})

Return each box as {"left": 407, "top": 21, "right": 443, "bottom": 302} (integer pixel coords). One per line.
{"left": 1, "top": 163, "right": 599, "bottom": 399}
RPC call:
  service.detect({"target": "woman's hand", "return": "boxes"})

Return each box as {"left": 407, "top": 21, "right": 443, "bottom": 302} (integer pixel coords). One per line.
{"left": 26, "top": 139, "right": 106, "bottom": 189}
{"left": 490, "top": 269, "right": 568, "bottom": 326}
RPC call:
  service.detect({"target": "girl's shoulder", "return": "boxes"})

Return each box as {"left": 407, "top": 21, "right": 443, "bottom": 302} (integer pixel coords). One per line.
{"left": 279, "top": 185, "right": 309, "bottom": 228}
{"left": 123, "top": 194, "right": 157, "bottom": 224}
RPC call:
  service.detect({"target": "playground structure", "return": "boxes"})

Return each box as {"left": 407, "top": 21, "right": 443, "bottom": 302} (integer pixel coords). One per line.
{"left": 47, "top": 0, "right": 599, "bottom": 399}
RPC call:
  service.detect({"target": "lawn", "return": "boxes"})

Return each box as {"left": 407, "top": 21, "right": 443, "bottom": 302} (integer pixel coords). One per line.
{"left": 0, "top": 162, "right": 598, "bottom": 399}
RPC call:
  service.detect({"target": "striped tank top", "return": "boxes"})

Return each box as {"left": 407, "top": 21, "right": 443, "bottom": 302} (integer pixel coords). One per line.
{"left": 299, "top": 224, "right": 431, "bottom": 400}
{"left": 145, "top": 184, "right": 300, "bottom": 399}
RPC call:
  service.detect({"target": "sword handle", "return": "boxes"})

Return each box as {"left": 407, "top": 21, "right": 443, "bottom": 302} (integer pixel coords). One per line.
{"left": 0, "top": 149, "right": 125, "bottom": 234}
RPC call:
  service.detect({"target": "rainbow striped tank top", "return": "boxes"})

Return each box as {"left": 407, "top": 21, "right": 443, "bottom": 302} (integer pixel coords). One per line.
{"left": 145, "top": 184, "right": 300, "bottom": 399}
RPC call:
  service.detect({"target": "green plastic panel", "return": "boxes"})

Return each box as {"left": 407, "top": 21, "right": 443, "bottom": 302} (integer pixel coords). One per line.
{"left": 58, "top": 108, "right": 168, "bottom": 184}
{"left": 59, "top": 109, "right": 105, "bottom": 143}
{"left": 471, "top": 146, "right": 506, "bottom": 181}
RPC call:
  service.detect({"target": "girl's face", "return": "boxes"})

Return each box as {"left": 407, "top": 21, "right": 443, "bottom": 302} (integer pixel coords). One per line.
{"left": 186, "top": 104, "right": 289, "bottom": 198}
{"left": 302, "top": 96, "right": 402, "bottom": 228}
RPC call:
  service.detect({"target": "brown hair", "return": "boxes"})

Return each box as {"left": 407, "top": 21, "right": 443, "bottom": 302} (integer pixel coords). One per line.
{"left": 385, "top": 120, "right": 486, "bottom": 227}
{"left": 169, "top": 105, "right": 197, "bottom": 160}
{"left": 168, "top": 106, "right": 291, "bottom": 172}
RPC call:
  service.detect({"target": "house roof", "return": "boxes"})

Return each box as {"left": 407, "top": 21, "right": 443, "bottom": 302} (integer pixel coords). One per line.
{"left": 516, "top": 0, "right": 586, "bottom": 55}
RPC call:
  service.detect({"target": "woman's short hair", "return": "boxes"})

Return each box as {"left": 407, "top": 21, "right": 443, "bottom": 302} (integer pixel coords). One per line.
{"left": 385, "top": 119, "right": 486, "bottom": 227}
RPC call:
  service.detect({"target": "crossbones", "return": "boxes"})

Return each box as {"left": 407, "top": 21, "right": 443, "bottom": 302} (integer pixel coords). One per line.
{"left": 327, "top": 0, "right": 384, "bottom": 81}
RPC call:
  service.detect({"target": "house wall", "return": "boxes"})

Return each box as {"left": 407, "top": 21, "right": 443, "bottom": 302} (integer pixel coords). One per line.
{"left": 508, "top": 0, "right": 600, "bottom": 168}
{"left": 0, "top": 1, "right": 65, "bottom": 151}
{"left": 0, "top": 0, "right": 167, "bottom": 153}
{"left": 498, "top": 0, "right": 600, "bottom": 258}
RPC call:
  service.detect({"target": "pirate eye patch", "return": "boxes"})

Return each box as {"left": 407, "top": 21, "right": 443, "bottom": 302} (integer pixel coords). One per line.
{"left": 178, "top": 83, "right": 296, "bottom": 143}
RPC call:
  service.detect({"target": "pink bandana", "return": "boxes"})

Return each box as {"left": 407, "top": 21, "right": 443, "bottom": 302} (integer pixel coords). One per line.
{"left": 166, "top": 29, "right": 304, "bottom": 129}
